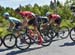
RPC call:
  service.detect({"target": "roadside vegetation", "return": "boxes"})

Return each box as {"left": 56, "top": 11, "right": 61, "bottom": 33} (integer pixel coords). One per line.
{"left": 0, "top": 0, "right": 75, "bottom": 37}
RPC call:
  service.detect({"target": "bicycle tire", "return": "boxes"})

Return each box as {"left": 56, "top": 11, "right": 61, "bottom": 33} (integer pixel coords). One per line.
{"left": 0, "top": 37, "right": 2, "bottom": 46}
{"left": 39, "top": 29, "right": 53, "bottom": 46}
{"left": 59, "top": 26, "right": 69, "bottom": 39}
{"left": 16, "top": 33, "right": 31, "bottom": 50}
{"left": 42, "top": 35, "right": 53, "bottom": 46}
{"left": 39, "top": 25, "right": 56, "bottom": 46}
{"left": 3, "top": 34, "right": 17, "bottom": 48}
{"left": 70, "top": 27, "right": 75, "bottom": 42}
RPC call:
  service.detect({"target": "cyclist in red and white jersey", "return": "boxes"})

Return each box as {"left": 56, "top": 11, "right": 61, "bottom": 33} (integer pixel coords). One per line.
{"left": 15, "top": 8, "right": 43, "bottom": 45}
{"left": 46, "top": 12, "right": 61, "bottom": 27}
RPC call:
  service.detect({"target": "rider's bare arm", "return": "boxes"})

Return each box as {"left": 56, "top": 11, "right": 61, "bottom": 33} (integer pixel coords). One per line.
{"left": 9, "top": 22, "right": 15, "bottom": 29}
{"left": 21, "top": 17, "right": 28, "bottom": 29}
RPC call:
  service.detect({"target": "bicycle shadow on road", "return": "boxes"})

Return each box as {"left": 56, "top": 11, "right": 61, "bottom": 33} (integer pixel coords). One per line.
{"left": 6, "top": 46, "right": 46, "bottom": 55}
{"left": 59, "top": 42, "right": 75, "bottom": 47}
{"left": 0, "top": 47, "right": 14, "bottom": 52}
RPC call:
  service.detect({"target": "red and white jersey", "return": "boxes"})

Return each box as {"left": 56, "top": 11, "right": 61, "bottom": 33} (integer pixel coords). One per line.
{"left": 49, "top": 14, "right": 61, "bottom": 20}
{"left": 19, "top": 11, "right": 35, "bottom": 19}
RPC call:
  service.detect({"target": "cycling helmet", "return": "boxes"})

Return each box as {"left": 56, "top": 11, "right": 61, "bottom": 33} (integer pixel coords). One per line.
{"left": 46, "top": 12, "right": 51, "bottom": 17}
{"left": 15, "top": 8, "right": 20, "bottom": 12}
{"left": 3, "top": 12, "right": 10, "bottom": 17}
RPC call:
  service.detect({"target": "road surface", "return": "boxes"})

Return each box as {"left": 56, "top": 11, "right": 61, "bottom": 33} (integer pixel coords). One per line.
{"left": 0, "top": 36, "right": 75, "bottom": 55}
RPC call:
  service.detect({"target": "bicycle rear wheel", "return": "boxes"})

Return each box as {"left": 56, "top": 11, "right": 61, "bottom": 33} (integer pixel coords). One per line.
{"left": 40, "top": 29, "right": 53, "bottom": 46}
{"left": 3, "top": 34, "right": 17, "bottom": 48}
{"left": 16, "top": 33, "right": 31, "bottom": 50}
{"left": 42, "top": 35, "right": 53, "bottom": 46}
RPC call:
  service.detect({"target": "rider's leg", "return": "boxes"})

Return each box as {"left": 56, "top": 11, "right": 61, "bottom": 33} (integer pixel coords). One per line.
{"left": 28, "top": 18, "right": 43, "bottom": 45}
{"left": 15, "top": 23, "right": 22, "bottom": 37}
{"left": 15, "top": 23, "right": 25, "bottom": 44}
{"left": 41, "top": 23, "right": 47, "bottom": 30}
{"left": 55, "top": 18, "right": 61, "bottom": 31}
{"left": 34, "top": 26, "right": 43, "bottom": 45}
{"left": 34, "top": 18, "right": 43, "bottom": 45}
{"left": 55, "top": 18, "right": 62, "bottom": 36}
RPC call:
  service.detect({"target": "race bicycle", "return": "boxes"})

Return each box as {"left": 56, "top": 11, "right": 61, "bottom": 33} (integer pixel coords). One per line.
{"left": 40, "top": 23, "right": 69, "bottom": 45}
{"left": 16, "top": 25, "right": 51, "bottom": 50}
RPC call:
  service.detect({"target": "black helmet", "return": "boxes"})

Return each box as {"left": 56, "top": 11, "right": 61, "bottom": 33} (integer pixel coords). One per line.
{"left": 15, "top": 8, "right": 20, "bottom": 12}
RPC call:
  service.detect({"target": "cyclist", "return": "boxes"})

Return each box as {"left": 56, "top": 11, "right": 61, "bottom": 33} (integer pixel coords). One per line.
{"left": 46, "top": 12, "right": 61, "bottom": 27}
{"left": 3, "top": 12, "right": 22, "bottom": 36}
{"left": 44, "top": 12, "right": 61, "bottom": 36}
{"left": 15, "top": 8, "right": 43, "bottom": 45}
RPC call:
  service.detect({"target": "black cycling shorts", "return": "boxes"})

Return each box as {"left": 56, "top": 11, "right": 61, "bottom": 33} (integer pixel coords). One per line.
{"left": 28, "top": 18, "right": 38, "bottom": 26}
{"left": 15, "top": 23, "right": 22, "bottom": 29}
{"left": 55, "top": 18, "right": 61, "bottom": 25}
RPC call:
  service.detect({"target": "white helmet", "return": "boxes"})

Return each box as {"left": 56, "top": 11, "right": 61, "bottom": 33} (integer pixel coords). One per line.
{"left": 3, "top": 12, "right": 10, "bottom": 17}
{"left": 46, "top": 12, "right": 51, "bottom": 17}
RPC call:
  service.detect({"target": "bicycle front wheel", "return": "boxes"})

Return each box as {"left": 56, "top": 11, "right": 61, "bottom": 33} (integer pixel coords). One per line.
{"left": 16, "top": 33, "right": 31, "bottom": 50}
{"left": 3, "top": 34, "right": 17, "bottom": 48}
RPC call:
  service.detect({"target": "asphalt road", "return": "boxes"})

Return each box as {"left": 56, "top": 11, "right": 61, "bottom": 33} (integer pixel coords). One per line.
{"left": 0, "top": 36, "right": 75, "bottom": 55}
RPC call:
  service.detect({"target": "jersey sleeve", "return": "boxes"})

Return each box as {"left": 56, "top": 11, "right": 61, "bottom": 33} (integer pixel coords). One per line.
{"left": 8, "top": 19, "right": 14, "bottom": 24}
